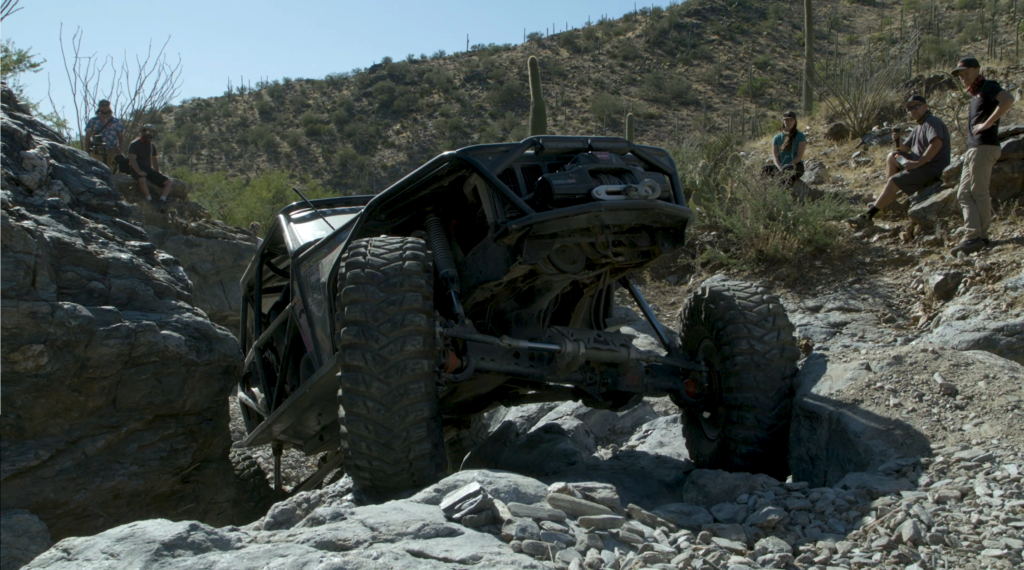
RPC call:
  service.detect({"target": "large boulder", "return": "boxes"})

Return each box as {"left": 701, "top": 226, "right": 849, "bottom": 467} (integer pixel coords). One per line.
{"left": 0, "top": 510, "right": 52, "bottom": 570}
{"left": 1, "top": 85, "right": 261, "bottom": 542}
{"left": 23, "top": 480, "right": 550, "bottom": 570}
{"left": 1001, "top": 134, "right": 1024, "bottom": 161}
{"left": 908, "top": 188, "right": 959, "bottom": 231}
{"left": 990, "top": 159, "right": 1024, "bottom": 205}
{"left": 146, "top": 220, "right": 256, "bottom": 332}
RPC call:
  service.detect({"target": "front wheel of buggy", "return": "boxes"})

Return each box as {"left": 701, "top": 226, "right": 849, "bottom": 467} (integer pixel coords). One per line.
{"left": 677, "top": 277, "right": 799, "bottom": 480}
{"left": 336, "top": 236, "right": 446, "bottom": 500}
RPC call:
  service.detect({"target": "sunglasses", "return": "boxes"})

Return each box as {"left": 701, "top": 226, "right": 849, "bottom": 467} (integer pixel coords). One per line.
{"left": 98, "top": 110, "right": 112, "bottom": 115}
{"left": 907, "top": 104, "right": 923, "bottom": 111}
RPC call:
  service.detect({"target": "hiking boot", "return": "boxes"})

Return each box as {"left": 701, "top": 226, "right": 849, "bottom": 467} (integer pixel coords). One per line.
{"left": 846, "top": 213, "right": 874, "bottom": 230}
{"left": 951, "top": 238, "right": 986, "bottom": 255}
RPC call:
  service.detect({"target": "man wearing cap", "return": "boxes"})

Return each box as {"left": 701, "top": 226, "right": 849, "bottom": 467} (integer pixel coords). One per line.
{"left": 848, "top": 95, "right": 950, "bottom": 228}
{"left": 949, "top": 57, "right": 1015, "bottom": 255}
{"left": 127, "top": 124, "right": 173, "bottom": 211}
{"left": 83, "top": 100, "right": 125, "bottom": 171}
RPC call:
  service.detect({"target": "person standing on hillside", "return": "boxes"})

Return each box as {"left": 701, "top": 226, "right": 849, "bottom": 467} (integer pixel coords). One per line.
{"left": 762, "top": 111, "right": 806, "bottom": 187}
{"left": 127, "top": 124, "right": 173, "bottom": 211}
{"left": 949, "top": 57, "right": 1016, "bottom": 255}
{"left": 83, "top": 100, "right": 125, "bottom": 171}
{"left": 847, "top": 95, "right": 951, "bottom": 229}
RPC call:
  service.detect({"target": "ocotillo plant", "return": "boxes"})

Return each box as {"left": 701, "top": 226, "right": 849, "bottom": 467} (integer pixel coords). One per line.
{"left": 626, "top": 113, "right": 634, "bottom": 142}
{"left": 528, "top": 56, "right": 547, "bottom": 136}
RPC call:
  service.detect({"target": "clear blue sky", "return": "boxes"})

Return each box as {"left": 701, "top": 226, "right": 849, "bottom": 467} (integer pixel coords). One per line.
{"left": 5, "top": 0, "right": 669, "bottom": 124}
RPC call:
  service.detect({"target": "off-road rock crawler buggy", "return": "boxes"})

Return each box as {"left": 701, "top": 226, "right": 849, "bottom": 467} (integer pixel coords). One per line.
{"left": 236, "top": 136, "right": 800, "bottom": 498}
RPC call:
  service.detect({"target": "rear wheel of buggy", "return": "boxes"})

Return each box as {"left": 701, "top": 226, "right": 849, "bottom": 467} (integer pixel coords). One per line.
{"left": 335, "top": 236, "right": 447, "bottom": 499}
{"left": 676, "top": 277, "right": 799, "bottom": 480}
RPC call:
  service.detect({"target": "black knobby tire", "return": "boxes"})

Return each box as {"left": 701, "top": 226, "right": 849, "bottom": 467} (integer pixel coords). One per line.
{"left": 677, "top": 277, "right": 799, "bottom": 479}
{"left": 335, "top": 236, "right": 446, "bottom": 499}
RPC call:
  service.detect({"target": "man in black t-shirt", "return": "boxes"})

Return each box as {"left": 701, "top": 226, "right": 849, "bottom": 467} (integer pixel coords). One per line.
{"left": 950, "top": 57, "right": 1016, "bottom": 255}
{"left": 128, "top": 124, "right": 173, "bottom": 211}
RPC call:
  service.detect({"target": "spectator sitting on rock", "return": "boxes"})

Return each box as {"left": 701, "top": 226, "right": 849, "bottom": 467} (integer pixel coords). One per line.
{"left": 127, "top": 124, "right": 173, "bottom": 212}
{"left": 83, "top": 100, "right": 125, "bottom": 171}
{"left": 949, "top": 57, "right": 1016, "bottom": 255}
{"left": 847, "top": 95, "right": 950, "bottom": 229}
{"left": 762, "top": 111, "right": 806, "bottom": 187}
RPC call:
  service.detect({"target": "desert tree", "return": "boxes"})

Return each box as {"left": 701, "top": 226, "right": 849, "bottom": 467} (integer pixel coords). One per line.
{"left": 58, "top": 24, "right": 183, "bottom": 151}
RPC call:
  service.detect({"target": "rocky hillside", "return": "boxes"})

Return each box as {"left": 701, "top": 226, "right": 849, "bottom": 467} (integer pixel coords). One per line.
{"left": 153, "top": 0, "right": 1022, "bottom": 196}
{"left": 0, "top": 82, "right": 279, "bottom": 567}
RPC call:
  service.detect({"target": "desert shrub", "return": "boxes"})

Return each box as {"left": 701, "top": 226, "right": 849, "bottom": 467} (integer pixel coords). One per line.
{"left": 241, "top": 124, "right": 277, "bottom": 152}
{"left": 485, "top": 80, "right": 526, "bottom": 110}
{"left": 558, "top": 32, "right": 582, "bottom": 53}
{"left": 424, "top": 68, "right": 453, "bottom": 92}
{"left": 640, "top": 72, "right": 697, "bottom": 106}
{"left": 753, "top": 55, "right": 773, "bottom": 71}
{"left": 255, "top": 99, "right": 273, "bottom": 120}
{"left": 392, "top": 92, "right": 420, "bottom": 114}
{"left": 609, "top": 40, "right": 642, "bottom": 61}
{"left": 343, "top": 120, "right": 380, "bottom": 153}
{"left": 282, "top": 130, "right": 304, "bottom": 149}
{"left": 330, "top": 110, "right": 350, "bottom": 128}
{"left": 590, "top": 92, "right": 624, "bottom": 128}
{"left": 815, "top": 37, "right": 916, "bottom": 137}
{"left": 917, "top": 36, "right": 959, "bottom": 71}
{"left": 673, "top": 134, "right": 854, "bottom": 269}
{"left": 371, "top": 79, "right": 398, "bottom": 108}
{"left": 173, "top": 169, "right": 332, "bottom": 229}
{"left": 738, "top": 77, "right": 771, "bottom": 99}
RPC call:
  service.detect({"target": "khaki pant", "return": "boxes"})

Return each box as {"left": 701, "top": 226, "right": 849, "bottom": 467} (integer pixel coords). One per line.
{"left": 89, "top": 149, "right": 123, "bottom": 172}
{"left": 956, "top": 145, "right": 1001, "bottom": 240}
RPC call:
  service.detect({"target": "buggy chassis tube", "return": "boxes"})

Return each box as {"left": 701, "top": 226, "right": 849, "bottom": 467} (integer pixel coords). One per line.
{"left": 344, "top": 136, "right": 688, "bottom": 248}
{"left": 440, "top": 327, "right": 704, "bottom": 372}
{"left": 620, "top": 276, "right": 673, "bottom": 352}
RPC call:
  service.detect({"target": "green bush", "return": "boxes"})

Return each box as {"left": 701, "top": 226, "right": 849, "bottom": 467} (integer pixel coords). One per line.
{"left": 673, "top": 134, "right": 854, "bottom": 269}
{"left": 255, "top": 99, "right": 273, "bottom": 120}
{"left": 753, "top": 55, "right": 773, "bottom": 71}
{"left": 738, "top": 77, "right": 770, "bottom": 99}
{"left": 172, "top": 169, "right": 333, "bottom": 230}
{"left": 392, "top": 92, "right": 420, "bottom": 114}
{"left": 640, "top": 72, "right": 696, "bottom": 106}
{"left": 241, "top": 124, "right": 278, "bottom": 152}
{"left": 343, "top": 120, "right": 380, "bottom": 153}
{"left": 282, "top": 130, "right": 304, "bottom": 149}
{"left": 485, "top": 80, "right": 526, "bottom": 110}
{"left": 590, "top": 92, "right": 624, "bottom": 128}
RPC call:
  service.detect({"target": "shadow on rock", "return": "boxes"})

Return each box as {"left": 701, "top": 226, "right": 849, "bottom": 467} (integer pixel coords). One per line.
{"left": 462, "top": 419, "right": 695, "bottom": 510}
{"left": 789, "top": 353, "right": 933, "bottom": 488}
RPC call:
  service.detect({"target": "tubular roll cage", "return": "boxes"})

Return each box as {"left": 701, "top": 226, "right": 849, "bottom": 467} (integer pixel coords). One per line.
{"left": 240, "top": 136, "right": 688, "bottom": 380}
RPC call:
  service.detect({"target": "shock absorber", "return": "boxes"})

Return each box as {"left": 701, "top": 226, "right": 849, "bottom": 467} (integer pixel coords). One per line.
{"left": 424, "top": 215, "right": 466, "bottom": 323}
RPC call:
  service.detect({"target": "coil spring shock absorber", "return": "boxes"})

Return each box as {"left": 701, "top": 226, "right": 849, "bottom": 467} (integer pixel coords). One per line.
{"left": 424, "top": 215, "right": 466, "bottom": 323}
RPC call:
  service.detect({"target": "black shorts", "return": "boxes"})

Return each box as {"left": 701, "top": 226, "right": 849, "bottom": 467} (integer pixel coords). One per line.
{"left": 131, "top": 168, "right": 170, "bottom": 187}
{"left": 891, "top": 162, "right": 944, "bottom": 195}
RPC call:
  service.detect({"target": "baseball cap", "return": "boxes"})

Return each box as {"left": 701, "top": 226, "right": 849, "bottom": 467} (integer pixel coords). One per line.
{"left": 905, "top": 94, "right": 927, "bottom": 108}
{"left": 951, "top": 57, "right": 980, "bottom": 76}
{"left": 782, "top": 111, "right": 796, "bottom": 119}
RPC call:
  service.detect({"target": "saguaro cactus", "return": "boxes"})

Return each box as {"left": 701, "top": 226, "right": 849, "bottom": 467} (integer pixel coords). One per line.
{"left": 626, "top": 113, "right": 635, "bottom": 142}
{"left": 803, "top": 0, "right": 814, "bottom": 115}
{"left": 528, "top": 56, "right": 547, "bottom": 136}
